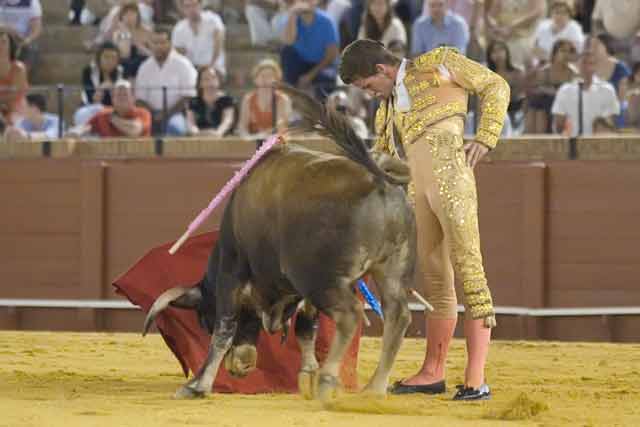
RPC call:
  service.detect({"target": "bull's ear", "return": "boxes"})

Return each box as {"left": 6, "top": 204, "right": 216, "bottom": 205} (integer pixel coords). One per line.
{"left": 370, "top": 151, "right": 411, "bottom": 184}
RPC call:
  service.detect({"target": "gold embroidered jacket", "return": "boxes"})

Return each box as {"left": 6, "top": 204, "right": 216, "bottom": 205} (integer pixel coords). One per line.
{"left": 373, "top": 47, "right": 510, "bottom": 155}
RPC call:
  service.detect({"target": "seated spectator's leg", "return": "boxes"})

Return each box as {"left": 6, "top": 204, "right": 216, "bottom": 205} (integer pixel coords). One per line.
{"left": 245, "top": 4, "right": 274, "bottom": 46}
{"left": 4, "top": 126, "right": 28, "bottom": 143}
{"left": 69, "top": 0, "right": 85, "bottom": 25}
{"left": 74, "top": 104, "right": 105, "bottom": 126}
{"left": 18, "top": 44, "right": 40, "bottom": 78}
{"left": 281, "top": 45, "right": 313, "bottom": 86}
{"left": 166, "top": 113, "right": 188, "bottom": 136}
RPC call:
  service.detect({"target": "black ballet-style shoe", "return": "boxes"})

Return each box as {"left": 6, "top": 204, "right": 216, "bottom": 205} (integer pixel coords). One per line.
{"left": 452, "top": 383, "right": 491, "bottom": 401}
{"left": 388, "top": 379, "right": 446, "bottom": 395}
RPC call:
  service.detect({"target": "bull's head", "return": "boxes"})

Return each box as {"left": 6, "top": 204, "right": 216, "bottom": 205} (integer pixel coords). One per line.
{"left": 142, "top": 284, "right": 262, "bottom": 378}
{"left": 224, "top": 344, "right": 258, "bottom": 377}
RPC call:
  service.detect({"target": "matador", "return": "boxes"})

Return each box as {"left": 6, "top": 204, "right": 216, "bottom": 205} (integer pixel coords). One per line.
{"left": 339, "top": 40, "right": 510, "bottom": 401}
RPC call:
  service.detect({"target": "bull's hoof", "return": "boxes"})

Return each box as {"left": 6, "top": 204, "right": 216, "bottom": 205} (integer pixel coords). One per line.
{"left": 361, "top": 382, "right": 388, "bottom": 396}
{"left": 174, "top": 385, "right": 206, "bottom": 400}
{"left": 317, "top": 374, "right": 339, "bottom": 401}
{"left": 298, "top": 369, "right": 318, "bottom": 400}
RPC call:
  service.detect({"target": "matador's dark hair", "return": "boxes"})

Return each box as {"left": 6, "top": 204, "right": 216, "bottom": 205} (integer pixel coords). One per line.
{"left": 339, "top": 39, "right": 401, "bottom": 84}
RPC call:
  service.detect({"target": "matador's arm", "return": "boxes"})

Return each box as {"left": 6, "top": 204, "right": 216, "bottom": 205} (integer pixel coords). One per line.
{"left": 441, "top": 48, "right": 510, "bottom": 149}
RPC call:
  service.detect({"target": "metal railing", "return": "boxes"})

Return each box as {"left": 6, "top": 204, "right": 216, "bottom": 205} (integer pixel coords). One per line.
{"left": 1, "top": 298, "right": 639, "bottom": 318}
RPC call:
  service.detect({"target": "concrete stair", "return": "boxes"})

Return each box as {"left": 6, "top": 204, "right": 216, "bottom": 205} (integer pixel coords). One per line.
{"left": 40, "top": 25, "right": 98, "bottom": 54}
{"left": 32, "top": 52, "right": 92, "bottom": 85}
{"left": 41, "top": 0, "right": 70, "bottom": 25}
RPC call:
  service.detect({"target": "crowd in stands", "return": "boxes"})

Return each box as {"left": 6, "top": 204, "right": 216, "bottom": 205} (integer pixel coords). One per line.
{"left": 1, "top": 0, "right": 640, "bottom": 143}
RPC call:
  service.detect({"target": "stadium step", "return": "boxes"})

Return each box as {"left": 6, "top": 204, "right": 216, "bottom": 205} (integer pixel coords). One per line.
{"left": 32, "top": 52, "right": 91, "bottom": 85}
{"left": 41, "top": 0, "right": 71, "bottom": 25}
{"left": 40, "top": 25, "right": 98, "bottom": 54}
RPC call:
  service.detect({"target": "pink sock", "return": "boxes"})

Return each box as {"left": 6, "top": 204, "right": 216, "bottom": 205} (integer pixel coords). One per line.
{"left": 464, "top": 317, "right": 491, "bottom": 388}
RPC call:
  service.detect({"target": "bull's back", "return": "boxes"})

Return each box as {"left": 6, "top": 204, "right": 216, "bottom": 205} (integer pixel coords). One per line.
{"left": 239, "top": 144, "right": 378, "bottom": 211}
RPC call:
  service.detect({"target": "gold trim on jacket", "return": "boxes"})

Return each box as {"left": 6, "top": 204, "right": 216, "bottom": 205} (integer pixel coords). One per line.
{"left": 373, "top": 47, "right": 510, "bottom": 154}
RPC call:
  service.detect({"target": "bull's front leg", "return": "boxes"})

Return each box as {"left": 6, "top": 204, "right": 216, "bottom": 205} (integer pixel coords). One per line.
{"left": 296, "top": 301, "right": 319, "bottom": 400}
{"left": 175, "top": 316, "right": 236, "bottom": 399}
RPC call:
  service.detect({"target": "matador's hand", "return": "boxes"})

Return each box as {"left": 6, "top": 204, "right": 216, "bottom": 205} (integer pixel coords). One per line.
{"left": 463, "top": 142, "right": 489, "bottom": 169}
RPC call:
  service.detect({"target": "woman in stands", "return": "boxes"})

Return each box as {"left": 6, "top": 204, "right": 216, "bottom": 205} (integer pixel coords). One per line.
{"left": 525, "top": 38, "right": 578, "bottom": 134}
{"left": 74, "top": 41, "right": 124, "bottom": 126}
{"left": 186, "top": 66, "right": 237, "bottom": 137}
{"left": 585, "top": 33, "right": 631, "bottom": 102}
{"left": 111, "top": 1, "right": 152, "bottom": 79}
{"left": 237, "top": 59, "right": 291, "bottom": 139}
{"left": 357, "top": 0, "right": 407, "bottom": 48}
{"left": 0, "top": 30, "right": 28, "bottom": 126}
{"left": 487, "top": 40, "right": 526, "bottom": 131}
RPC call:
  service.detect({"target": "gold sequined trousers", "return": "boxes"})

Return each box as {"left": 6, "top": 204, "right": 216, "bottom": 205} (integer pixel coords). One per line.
{"left": 406, "top": 129, "right": 495, "bottom": 322}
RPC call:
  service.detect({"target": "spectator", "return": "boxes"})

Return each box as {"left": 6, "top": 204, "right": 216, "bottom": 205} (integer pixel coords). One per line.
{"left": 69, "top": 79, "right": 152, "bottom": 138}
{"left": 172, "top": 0, "right": 226, "bottom": 78}
{"left": 244, "top": 0, "right": 292, "bottom": 47}
{"left": 624, "top": 62, "right": 640, "bottom": 129}
{"left": 532, "top": 1, "right": 584, "bottom": 64}
{"left": 0, "top": 0, "right": 42, "bottom": 74}
{"left": 281, "top": 0, "right": 339, "bottom": 100}
{"left": 449, "top": 0, "right": 485, "bottom": 61}
{"left": 411, "top": 0, "right": 469, "bottom": 56}
{"left": 0, "top": 30, "right": 28, "bottom": 125}
{"left": 4, "top": 93, "right": 61, "bottom": 142}
{"left": 135, "top": 29, "right": 198, "bottom": 136}
{"left": 186, "top": 66, "right": 237, "bottom": 137}
{"left": 591, "top": 0, "right": 640, "bottom": 41}
{"left": 586, "top": 34, "right": 631, "bottom": 102}
{"left": 75, "top": 42, "right": 125, "bottom": 126}
{"left": 111, "top": 1, "right": 153, "bottom": 78}
{"left": 486, "top": 40, "right": 526, "bottom": 130}
{"left": 321, "top": 0, "right": 350, "bottom": 28}
{"left": 237, "top": 59, "right": 291, "bottom": 139}
{"left": 552, "top": 52, "right": 620, "bottom": 137}
{"left": 326, "top": 89, "right": 369, "bottom": 140}
{"left": 337, "top": 0, "right": 364, "bottom": 49}
{"left": 573, "top": 0, "right": 595, "bottom": 34}
{"left": 485, "top": 0, "right": 546, "bottom": 69}
{"left": 85, "top": 1, "right": 154, "bottom": 50}
{"left": 357, "top": 0, "right": 407, "bottom": 48}
{"left": 525, "top": 39, "right": 578, "bottom": 134}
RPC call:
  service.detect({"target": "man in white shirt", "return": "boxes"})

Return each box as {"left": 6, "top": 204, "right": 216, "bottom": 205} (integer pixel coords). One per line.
{"left": 172, "top": 0, "right": 226, "bottom": 78}
{"left": 533, "top": 1, "right": 584, "bottom": 63}
{"left": 0, "top": 0, "right": 42, "bottom": 72}
{"left": 245, "top": 0, "right": 292, "bottom": 47}
{"left": 552, "top": 52, "right": 620, "bottom": 137}
{"left": 135, "top": 29, "right": 198, "bottom": 136}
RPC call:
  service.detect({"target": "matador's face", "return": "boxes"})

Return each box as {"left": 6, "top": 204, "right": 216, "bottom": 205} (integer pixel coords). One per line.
{"left": 353, "top": 65, "right": 396, "bottom": 101}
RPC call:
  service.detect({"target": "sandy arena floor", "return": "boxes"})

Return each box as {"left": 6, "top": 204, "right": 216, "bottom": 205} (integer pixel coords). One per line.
{"left": 0, "top": 331, "right": 638, "bottom": 427}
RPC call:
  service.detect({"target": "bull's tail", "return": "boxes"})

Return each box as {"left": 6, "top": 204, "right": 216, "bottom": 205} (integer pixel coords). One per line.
{"left": 278, "top": 84, "right": 402, "bottom": 185}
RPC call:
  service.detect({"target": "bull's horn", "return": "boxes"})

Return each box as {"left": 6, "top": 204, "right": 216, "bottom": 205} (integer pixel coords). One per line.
{"left": 142, "top": 287, "right": 194, "bottom": 336}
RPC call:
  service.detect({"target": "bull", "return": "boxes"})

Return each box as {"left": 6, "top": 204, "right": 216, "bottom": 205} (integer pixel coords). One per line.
{"left": 142, "top": 87, "right": 416, "bottom": 400}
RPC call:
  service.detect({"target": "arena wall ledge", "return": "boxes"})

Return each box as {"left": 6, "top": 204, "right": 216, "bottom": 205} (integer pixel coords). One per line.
{"left": 1, "top": 135, "right": 639, "bottom": 342}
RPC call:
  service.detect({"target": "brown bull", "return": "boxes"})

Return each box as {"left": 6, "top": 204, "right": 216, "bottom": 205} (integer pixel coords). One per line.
{"left": 143, "top": 87, "right": 416, "bottom": 400}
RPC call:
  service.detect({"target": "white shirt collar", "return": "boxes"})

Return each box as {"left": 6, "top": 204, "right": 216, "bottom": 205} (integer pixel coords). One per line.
{"left": 393, "top": 58, "right": 411, "bottom": 112}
